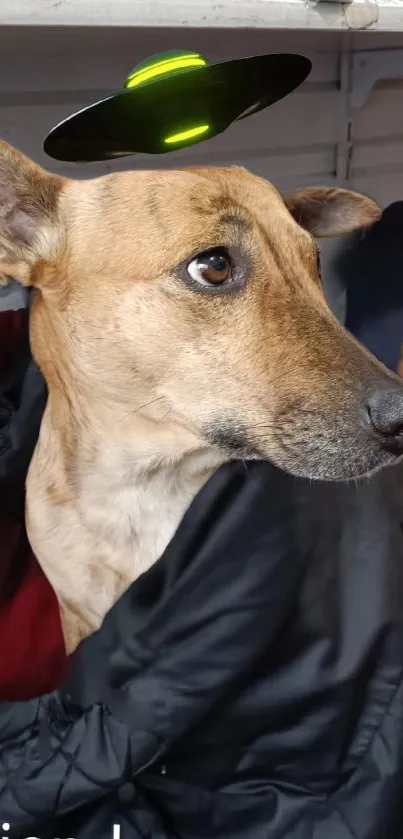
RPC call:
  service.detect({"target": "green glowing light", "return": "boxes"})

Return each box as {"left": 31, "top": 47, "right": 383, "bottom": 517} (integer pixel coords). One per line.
{"left": 125, "top": 54, "right": 207, "bottom": 89}
{"left": 164, "top": 125, "right": 210, "bottom": 145}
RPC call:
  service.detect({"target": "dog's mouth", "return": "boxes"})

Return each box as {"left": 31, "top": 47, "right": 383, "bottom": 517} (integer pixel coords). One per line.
{"left": 203, "top": 421, "right": 264, "bottom": 461}
{"left": 270, "top": 433, "right": 402, "bottom": 483}
{"left": 204, "top": 398, "right": 403, "bottom": 482}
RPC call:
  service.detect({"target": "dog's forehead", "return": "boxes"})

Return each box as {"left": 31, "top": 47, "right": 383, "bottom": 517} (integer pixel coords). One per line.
{"left": 62, "top": 166, "right": 301, "bottom": 285}
{"left": 97, "top": 166, "right": 287, "bottom": 229}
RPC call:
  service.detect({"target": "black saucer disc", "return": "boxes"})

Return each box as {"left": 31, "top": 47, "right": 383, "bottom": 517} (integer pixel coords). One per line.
{"left": 44, "top": 53, "right": 312, "bottom": 163}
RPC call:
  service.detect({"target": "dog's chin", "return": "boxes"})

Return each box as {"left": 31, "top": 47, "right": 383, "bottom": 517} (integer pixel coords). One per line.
{"left": 204, "top": 417, "right": 403, "bottom": 482}
{"left": 204, "top": 419, "right": 403, "bottom": 483}
{"left": 271, "top": 444, "right": 403, "bottom": 483}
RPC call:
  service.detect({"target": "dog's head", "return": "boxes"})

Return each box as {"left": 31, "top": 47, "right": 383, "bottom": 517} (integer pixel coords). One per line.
{"left": 1, "top": 141, "right": 403, "bottom": 481}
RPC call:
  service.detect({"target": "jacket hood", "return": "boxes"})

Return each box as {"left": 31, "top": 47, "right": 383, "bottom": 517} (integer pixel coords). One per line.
{"left": 1, "top": 460, "right": 403, "bottom": 839}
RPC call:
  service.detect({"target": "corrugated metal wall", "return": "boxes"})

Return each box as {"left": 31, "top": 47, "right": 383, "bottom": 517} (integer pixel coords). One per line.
{"left": 0, "top": 27, "right": 402, "bottom": 205}
{"left": 351, "top": 76, "right": 403, "bottom": 205}
{"left": 0, "top": 26, "right": 402, "bottom": 319}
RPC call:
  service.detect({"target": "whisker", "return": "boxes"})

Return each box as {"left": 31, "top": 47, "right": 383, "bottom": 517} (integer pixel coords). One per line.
{"left": 116, "top": 396, "right": 165, "bottom": 424}
{"left": 250, "top": 423, "right": 277, "bottom": 430}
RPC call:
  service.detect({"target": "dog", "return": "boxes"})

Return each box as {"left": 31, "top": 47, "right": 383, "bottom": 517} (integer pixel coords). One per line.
{"left": 1, "top": 141, "right": 403, "bottom": 653}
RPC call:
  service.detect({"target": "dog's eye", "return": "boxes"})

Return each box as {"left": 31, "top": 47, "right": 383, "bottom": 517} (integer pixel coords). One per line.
{"left": 187, "top": 249, "right": 232, "bottom": 287}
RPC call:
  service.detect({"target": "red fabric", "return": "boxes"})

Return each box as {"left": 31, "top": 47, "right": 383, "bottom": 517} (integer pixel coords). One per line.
{"left": 0, "top": 309, "right": 67, "bottom": 700}
{"left": 0, "top": 309, "right": 26, "bottom": 375}
{"left": 0, "top": 520, "right": 67, "bottom": 700}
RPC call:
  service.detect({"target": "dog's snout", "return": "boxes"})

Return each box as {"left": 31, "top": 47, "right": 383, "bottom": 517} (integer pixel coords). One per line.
{"left": 367, "top": 388, "right": 403, "bottom": 455}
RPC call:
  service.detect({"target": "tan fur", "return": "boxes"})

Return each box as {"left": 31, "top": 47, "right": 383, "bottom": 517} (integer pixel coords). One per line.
{"left": 0, "top": 141, "right": 400, "bottom": 653}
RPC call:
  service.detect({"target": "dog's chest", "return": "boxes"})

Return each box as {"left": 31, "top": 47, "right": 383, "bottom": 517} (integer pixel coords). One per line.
{"left": 79, "top": 468, "right": 198, "bottom": 576}
{"left": 76, "top": 448, "right": 219, "bottom": 580}
{"left": 27, "top": 436, "right": 222, "bottom": 643}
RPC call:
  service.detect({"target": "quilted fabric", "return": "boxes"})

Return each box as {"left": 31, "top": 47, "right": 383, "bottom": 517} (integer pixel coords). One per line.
{"left": 1, "top": 460, "right": 403, "bottom": 838}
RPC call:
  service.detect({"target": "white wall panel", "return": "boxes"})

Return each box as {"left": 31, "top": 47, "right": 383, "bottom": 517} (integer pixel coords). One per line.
{"left": 2, "top": 0, "right": 403, "bottom": 33}
{"left": 350, "top": 79, "right": 403, "bottom": 205}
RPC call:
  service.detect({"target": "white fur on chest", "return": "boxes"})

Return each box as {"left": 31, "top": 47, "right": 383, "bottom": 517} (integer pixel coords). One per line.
{"left": 78, "top": 451, "right": 214, "bottom": 577}
{"left": 27, "top": 435, "right": 223, "bottom": 631}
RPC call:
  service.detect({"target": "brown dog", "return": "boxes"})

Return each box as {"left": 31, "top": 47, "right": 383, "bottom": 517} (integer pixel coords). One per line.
{"left": 1, "top": 141, "right": 403, "bottom": 652}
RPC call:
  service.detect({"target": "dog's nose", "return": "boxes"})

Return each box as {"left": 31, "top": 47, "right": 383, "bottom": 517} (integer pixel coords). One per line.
{"left": 367, "top": 388, "right": 403, "bottom": 454}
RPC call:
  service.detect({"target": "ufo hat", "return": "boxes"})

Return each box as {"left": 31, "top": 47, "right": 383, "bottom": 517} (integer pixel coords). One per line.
{"left": 44, "top": 50, "right": 312, "bottom": 163}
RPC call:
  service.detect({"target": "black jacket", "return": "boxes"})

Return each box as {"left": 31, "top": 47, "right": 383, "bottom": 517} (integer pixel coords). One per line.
{"left": 0, "top": 304, "right": 46, "bottom": 521}
{"left": 341, "top": 202, "right": 403, "bottom": 372}
{"left": 2, "top": 304, "right": 403, "bottom": 839}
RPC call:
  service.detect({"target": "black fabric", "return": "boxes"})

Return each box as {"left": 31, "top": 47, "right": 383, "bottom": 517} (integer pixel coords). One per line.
{"left": 0, "top": 359, "right": 47, "bottom": 519}
{"left": 0, "top": 304, "right": 47, "bottom": 602}
{"left": 0, "top": 305, "right": 47, "bottom": 521}
{"left": 1, "top": 455, "right": 403, "bottom": 838}
{"left": 342, "top": 202, "right": 403, "bottom": 372}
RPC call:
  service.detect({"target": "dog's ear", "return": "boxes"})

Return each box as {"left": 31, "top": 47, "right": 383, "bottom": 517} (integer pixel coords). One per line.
{"left": 0, "top": 141, "right": 64, "bottom": 287}
{"left": 286, "top": 187, "right": 381, "bottom": 238}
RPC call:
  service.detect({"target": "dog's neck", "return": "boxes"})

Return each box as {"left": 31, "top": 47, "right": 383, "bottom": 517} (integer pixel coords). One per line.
{"left": 26, "top": 389, "right": 224, "bottom": 647}
{"left": 71, "top": 402, "right": 224, "bottom": 557}
{"left": 55, "top": 387, "right": 223, "bottom": 546}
